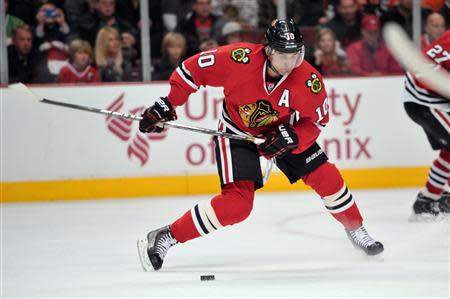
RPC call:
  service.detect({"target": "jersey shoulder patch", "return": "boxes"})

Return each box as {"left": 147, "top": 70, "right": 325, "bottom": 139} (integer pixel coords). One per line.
{"left": 305, "top": 72, "right": 323, "bottom": 94}
{"left": 230, "top": 47, "right": 252, "bottom": 64}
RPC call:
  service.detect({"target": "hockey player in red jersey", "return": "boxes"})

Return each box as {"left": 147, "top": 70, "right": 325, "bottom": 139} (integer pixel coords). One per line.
{"left": 137, "top": 19, "right": 384, "bottom": 271}
{"left": 402, "top": 29, "right": 450, "bottom": 218}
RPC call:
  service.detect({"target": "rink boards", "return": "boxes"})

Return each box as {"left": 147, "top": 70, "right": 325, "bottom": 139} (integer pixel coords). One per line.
{"left": 1, "top": 77, "right": 434, "bottom": 202}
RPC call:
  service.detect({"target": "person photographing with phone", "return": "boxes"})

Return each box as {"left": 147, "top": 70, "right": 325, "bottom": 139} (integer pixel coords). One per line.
{"left": 34, "top": 2, "right": 70, "bottom": 82}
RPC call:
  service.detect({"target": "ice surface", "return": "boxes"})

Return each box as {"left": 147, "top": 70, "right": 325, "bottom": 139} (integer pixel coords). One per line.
{"left": 2, "top": 188, "right": 449, "bottom": 298}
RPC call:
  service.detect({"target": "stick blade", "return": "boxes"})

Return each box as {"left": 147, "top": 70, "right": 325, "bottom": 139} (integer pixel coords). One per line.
{"left": 8, "top": 83, "right": 44, "bottom": 102}
{"left": 383, "top": 22, "right": 450, "bottom": 98}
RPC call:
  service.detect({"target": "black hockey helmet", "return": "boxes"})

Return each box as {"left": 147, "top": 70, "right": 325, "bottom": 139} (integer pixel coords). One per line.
{"left": 265, "top": 19, "right": 304, "bottom": 53}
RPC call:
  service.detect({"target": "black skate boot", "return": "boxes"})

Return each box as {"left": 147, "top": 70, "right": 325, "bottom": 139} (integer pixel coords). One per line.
{"left": 137, "top": 226, "right": 178, "bottom": 271}
{"left": 412, "top": 192, "right": 440, "bottom": 216}
{"left": 438, "top": 192, "right": 450, "bottom": 213}
{"left": 346, "top": 225, "right": 384, "bottom": 256}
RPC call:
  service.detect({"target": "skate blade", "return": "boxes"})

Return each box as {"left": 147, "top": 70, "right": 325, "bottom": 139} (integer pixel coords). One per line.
{"left": 366, "top": 251, "right": 385, "bottom": 262}
{"left": 408, "top": 213, "right": 445, "bottom": 223}
{"left": 356, "top": 246, "right": 385, "bottom": 261}
{"left": 137, "top": 239, "right": 154, "bottom": 272}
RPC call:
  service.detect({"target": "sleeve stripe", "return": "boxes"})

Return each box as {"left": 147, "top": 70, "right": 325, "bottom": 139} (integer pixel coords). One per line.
{"left": 406, "top": 73, "right": 446, "bottom": 100}
{"left": 176, "top": 63, "right": 199, "bottom": 90}
{"left": 314, "top": 121, "right": 327, "bottom": 131}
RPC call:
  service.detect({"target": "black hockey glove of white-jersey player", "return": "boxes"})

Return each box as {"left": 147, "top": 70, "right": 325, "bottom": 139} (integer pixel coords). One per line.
{"left": 258, "top": 124, "right": 299, "bottom": 158}
{"left": 139, "top": 97, "right": 177, "bottom": 133}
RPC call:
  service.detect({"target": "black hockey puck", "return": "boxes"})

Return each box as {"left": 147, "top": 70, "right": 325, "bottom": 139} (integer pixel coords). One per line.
{"left": 200, "top": 275, "right": 215, "bottom": 281}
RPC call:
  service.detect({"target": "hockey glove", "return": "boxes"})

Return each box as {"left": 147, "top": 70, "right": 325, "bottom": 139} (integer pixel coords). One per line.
{"left": 258, "top": 124, "right": 298, "bottom": 158}
{"left": 139, "top": 97, "right": 177, "bottom": 133}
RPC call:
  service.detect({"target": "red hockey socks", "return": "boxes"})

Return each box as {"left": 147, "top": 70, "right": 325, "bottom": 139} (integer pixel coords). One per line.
{"left": 423, "top": 149, "right": 450, "bottom": 199}
{"left": 303, "top": 162, "right": 363, "bottom": 230}
{"left": 170, "top": 181, "right": 255, "bottom": 243}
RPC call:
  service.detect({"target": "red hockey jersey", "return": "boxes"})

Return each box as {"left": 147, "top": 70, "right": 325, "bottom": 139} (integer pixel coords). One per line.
{"left": 57, "top": 64, "right": 100, "bottom": 83}
{"left": 168, "top": 43, "right": 329, "bottom": 154}
{"left": 404, "top": 30, "right": 450, "bottom": 110}
{"left": 417, "top": 30, "right": 450, "bottom": 91}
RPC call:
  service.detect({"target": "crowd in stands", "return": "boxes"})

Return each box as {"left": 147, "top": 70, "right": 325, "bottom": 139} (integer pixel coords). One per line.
{"left": 5, "top": 0, "right": 449, "bottom": 84}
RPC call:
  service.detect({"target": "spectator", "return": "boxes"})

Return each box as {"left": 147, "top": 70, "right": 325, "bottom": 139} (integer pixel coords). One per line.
{"left": 34, "top": 2, "right": 70, "bottom": 79}
{"left": 7, "top": 24, "right": 50, "bottom": 83}
{"left": 152, "top": 32, "right": 187, "bottom": 81}
{"left": 301, "top": 0, "right": 328, "bottom": 26}
{"left": 64, "top": 0, "right": 97, "bottom": 43}
{"left": 175, "top": 0, "right": 225, "bottom": 57}
{"left": 312, "top": 27, "right": 349, "bottom": 76}
{"left": 95, "top": 26, "right": 136, "bottom": 82}
{"left": 220, "top": 21, "right": 243, "bottom": 45}
{"left": 115, "top": 0, "right": 140, "bottom": 27}
{"left": 199, "top": 38, "right": 219, "bottom": 51}
{"left": 325, "top": 0, "right": 363, "bottom": 48}
{"left": 380, "top": 0, "right": 432, "bottom": 37}
{"left": 115, "top": 0, "right": 164, "bottom": 59}
{"left": 161, "top": 0, "right": 196, "bottom": 32}
{"left": 58, "top": 39, "right": 100, "bottom": 83}
{"left": 5, "top": 0, "right": 25, "bottom": 45}
{"left": 439, "top": 0, "right": 449, "bottom": 29}
{"left": 421, "top": 12, "right": 446, "bottom": 48}
{"left": 69, "top": 0, "right": 138, "bottom": 48}
{"left": 346, "top": 14, "right": 403, "bottom": 76}
{"left": 213, "top": 0, "right": 259, "bottom": 29}
{"left": 258, "top": 0, "right": 304, "bottom": 28}
{"left": 222, "top": 3, "right": 240, "bottom": 22}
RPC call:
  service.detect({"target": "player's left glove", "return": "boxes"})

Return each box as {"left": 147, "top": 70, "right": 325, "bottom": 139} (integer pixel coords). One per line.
{"left": 258, "top": 124, "right": 298, "bottom": 158}
{"left": 139, "top": 97, "right": 177, "bottom": 133}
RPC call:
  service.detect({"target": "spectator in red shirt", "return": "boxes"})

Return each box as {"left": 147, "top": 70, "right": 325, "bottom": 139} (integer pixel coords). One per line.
{"left": 58, "top": 39, "right": 100, "bottom": 83}
{"left": 347, "top": 14, "right": 403, "bottom": 76}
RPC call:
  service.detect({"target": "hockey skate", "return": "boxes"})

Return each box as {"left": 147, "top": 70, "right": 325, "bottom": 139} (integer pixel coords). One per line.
{"left": 437, "top": 192, "right": 450, "bottom": 213}
{"left": 346, "top": 225, "right": 384, "bottom": 256}
{"left": 137, "top": 226, "right": 177, "bottom": 271}
{"left": 410, "top": 192, "right": 441, "bottom": 221}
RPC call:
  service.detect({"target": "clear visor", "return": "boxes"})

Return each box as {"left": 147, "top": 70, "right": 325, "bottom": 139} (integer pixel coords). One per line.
{"left": 268, "top": 46, "right": 305, "bottom": 75}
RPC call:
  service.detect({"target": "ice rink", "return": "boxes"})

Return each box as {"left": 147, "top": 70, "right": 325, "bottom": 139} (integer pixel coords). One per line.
{"left": 2, "top": 188, "right": 449, "bottom": 298}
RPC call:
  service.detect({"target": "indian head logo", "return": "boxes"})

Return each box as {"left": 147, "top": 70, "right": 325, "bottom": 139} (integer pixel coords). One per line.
{"left": 238, "top": 100, "right": 279, "bottom": 128}
{"left": 105, "top": 93, "right": 167, "bottom": 166}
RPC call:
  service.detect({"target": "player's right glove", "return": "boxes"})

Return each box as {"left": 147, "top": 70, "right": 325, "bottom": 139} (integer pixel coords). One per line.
{"left": 258, "top": 123, "right": 298, "bottom": 158}
{"left": 139, "top": 97, "right": 177, "bottom": 133}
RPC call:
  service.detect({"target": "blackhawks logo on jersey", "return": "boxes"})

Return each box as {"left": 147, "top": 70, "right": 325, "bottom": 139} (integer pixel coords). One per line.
{"left": 238, "top": 100, "right": 279, "bottom": 128}
{"left": 305, "top": 73, "right": 322, "bottom": 94}
{"left": 230, "top": 47, "right": 251, "bottom": 64}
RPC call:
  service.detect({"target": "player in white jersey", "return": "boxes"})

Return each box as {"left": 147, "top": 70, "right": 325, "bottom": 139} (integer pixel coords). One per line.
{"left": 401, "top": 30, "right": 450, "bottom": 218}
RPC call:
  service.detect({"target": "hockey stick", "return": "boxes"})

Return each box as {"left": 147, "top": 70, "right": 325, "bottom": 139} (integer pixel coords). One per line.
{"left": 382, "top": 22, "right": 450, "bottom": 98}
{"left": 8, "top": 83, "right": 265, "bottom": 144}
{"left": 9, "top": 83, "right": 274, "bottom": 183}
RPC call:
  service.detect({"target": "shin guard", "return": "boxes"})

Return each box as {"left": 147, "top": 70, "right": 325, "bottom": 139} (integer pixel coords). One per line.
{"left": 303, "top": 162, "right": 363, "bottom": 230}
{"left": 170, "top": 181, "right": 255, "bottom": 243}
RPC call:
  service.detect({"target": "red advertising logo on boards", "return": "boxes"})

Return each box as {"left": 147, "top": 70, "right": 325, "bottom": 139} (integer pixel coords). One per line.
{"left": 105, "top": 93, "right": 168, "bottom": 166}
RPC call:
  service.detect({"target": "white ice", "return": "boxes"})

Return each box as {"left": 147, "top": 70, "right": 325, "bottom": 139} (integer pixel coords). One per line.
{"left": 2, "top": 188, "right": 449, "bottom": 298}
